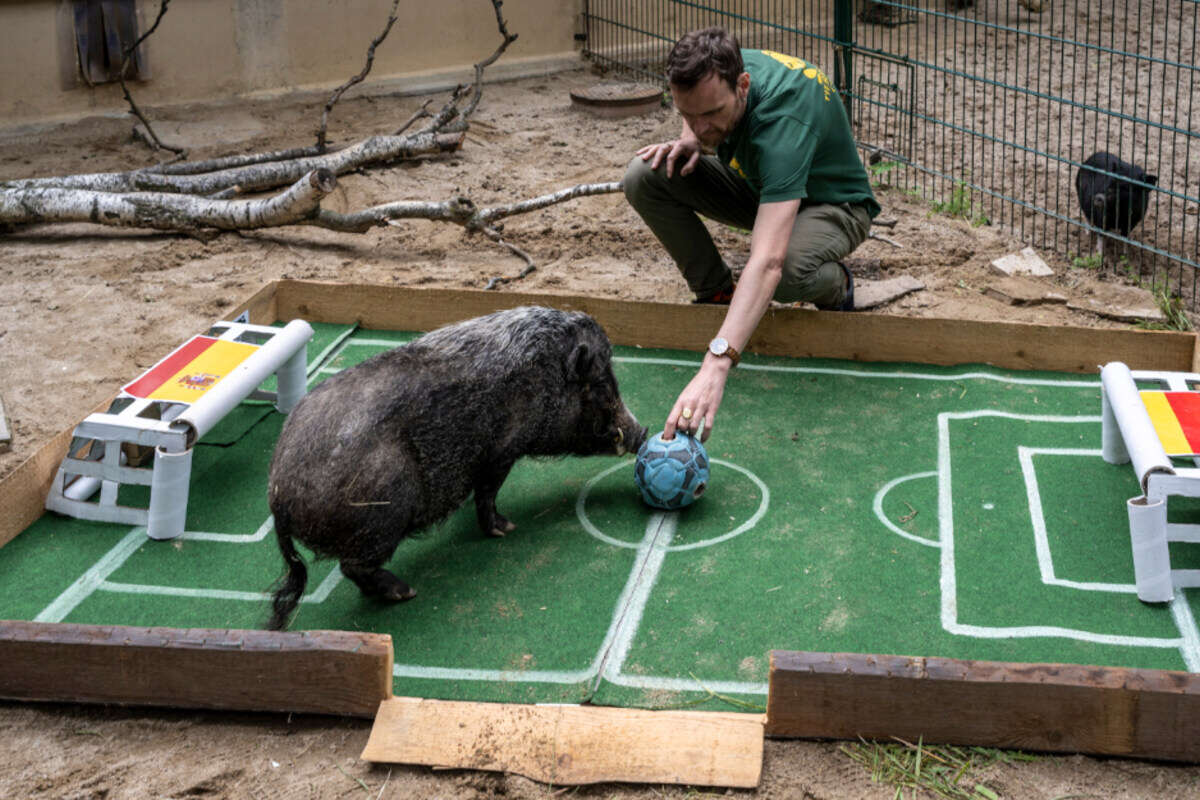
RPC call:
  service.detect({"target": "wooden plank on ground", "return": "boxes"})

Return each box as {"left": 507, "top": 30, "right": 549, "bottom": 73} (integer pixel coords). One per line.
{"left": 362, "top": 696, "right": 764, "bottom": 788}
{"left": 0, "top": 621, "right": 393, "bottom": 717}
{"left": 273, "top": 281, "right": 1197, "bottom": 374}
{"left": 766, "top": 650, "right": 1200, "bottom": 762}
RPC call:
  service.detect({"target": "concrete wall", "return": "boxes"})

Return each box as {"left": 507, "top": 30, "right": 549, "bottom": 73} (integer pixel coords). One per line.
{"left": 1, "top": 0, "right": 583, "bottom": 129}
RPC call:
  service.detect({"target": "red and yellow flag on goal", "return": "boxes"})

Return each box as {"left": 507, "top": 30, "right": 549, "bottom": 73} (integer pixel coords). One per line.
{"left": 124, "top": 335, "right": 259, "bottom": 404}
{"left": 1140, "top": 390, "right": 1200, "bottom": 457}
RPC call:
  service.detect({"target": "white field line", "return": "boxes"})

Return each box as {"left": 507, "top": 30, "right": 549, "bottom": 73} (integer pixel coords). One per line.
{"left": 1019, "top": 446, "right": 1139, "bottom": 593}
{"left": 315, "top": 350, "right": 1103, "bottom": 387}
{"left": 614, "top": 356, "right": 1099, "bottom": 388}
{"left": 873, "top": 471, "right": 941, "bottom": 548}
{"left": 180, "top": 515, "right": 274, "bottom": 543}
{"left": 340, "top": 337, "right": 413, "bottom": 348}
{"left": 307, "top": 326, "right": 361, "bottom": 378}
{"left": 392, "top": 513, "right": 676, "bottom": 687}
{"left": 1170, "top": 595, "right": 1200, "bottom": 672}
{"left": 596, "top": 512, "right": 676, "bottom": 687}
{"left": 99, "top": 558, "right": 343, "bottom": 604}
{"left": 34, "top": 528, "right": 147, "bottom": 623}
{"left": 939, "top": 411, "right": 1190, "bottom": 653}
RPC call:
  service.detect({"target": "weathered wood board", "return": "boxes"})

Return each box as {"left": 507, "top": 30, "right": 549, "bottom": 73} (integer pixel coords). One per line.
{"left": 363, "top": 696, "right": 764, "bottom": 787}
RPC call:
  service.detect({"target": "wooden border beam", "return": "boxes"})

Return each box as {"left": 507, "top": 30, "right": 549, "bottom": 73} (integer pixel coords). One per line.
{"left": 766, "top": 650, "right": 1200, "bottom": 762}
{"left": 272, "top": 280, "right": 1198, "bottom": 374}
{"left": 0, "top": 621, "right": 393, "bottom": 717}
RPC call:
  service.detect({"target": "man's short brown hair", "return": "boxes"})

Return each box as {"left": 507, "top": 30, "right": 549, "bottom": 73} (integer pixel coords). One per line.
{"left": 666, "top": 27, "right": 744, "bottom": 91}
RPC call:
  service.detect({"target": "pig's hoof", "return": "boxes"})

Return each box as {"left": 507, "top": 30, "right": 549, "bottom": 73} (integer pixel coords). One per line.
{"left": 385, "top": 584, "right": 417, "bottom": 602}
{"left": 487, "top": 517, "right": 517, "bottom": 537}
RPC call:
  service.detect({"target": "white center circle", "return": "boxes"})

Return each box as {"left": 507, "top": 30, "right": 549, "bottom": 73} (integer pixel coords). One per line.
{"left": 575, "top": 457, "right": 770, "bottom": 551}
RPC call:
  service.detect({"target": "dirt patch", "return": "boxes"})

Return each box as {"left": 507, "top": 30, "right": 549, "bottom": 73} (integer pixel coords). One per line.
{"left": 0, "top": 70, "right": 1195, "bottom": 798}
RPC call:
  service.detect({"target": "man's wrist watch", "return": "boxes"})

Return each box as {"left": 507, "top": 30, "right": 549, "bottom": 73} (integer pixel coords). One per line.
{"left": 708, "top": 336, "right": 741, "bottom": 366}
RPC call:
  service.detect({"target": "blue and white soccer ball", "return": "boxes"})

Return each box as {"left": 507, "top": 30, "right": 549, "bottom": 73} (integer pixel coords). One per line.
{"left": 634, "top": 431, "right": 710, "bottom": 510}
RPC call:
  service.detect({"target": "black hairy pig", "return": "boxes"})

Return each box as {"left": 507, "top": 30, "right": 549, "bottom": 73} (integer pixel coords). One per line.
{"left": 266, "top": 306, "right": 647, "bottom": 630}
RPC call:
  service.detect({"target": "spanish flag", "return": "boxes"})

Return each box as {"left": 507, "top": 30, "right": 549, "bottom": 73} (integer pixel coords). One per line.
{"left": 1140, "top": 391, "right": 1200, "bottom": 456}
{"left": 124, "top": 335, "right": 259, "bottom": 404}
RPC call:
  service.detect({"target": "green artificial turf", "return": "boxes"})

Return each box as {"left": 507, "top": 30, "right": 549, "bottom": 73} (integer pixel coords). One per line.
{"left": 6, "top": 322, "right": 1200, "bottom": 711}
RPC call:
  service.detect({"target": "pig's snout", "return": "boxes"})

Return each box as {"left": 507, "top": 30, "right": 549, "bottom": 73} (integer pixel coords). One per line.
{"left": 625, "top": 425, "right": 649, "bottom": 455}
{"left": 613, "top": 404, "right": 647, "bottom": 456}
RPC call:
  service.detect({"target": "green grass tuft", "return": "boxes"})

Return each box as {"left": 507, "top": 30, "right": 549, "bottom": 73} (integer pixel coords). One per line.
{"left": 932, "top": 181, "right": 988, "bottom": 226}
{"left": 1136, "top": 282, "right": 1194, "bottom": 332}
{"left": 840, "top": 736, "right": 1037, "bottom": 799}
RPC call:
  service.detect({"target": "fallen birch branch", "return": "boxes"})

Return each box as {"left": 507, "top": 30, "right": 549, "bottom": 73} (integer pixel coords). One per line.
{"left": 0, "top": 169, "right": 335, "bottom": 231}
{"left": 309, "top": 182, "right": 621, "bottom": 233}
{"left": 1, "top": 132, "right": 462, "bottom": 195}
{"left": 145, "top": 145, "right": 329, "bottom": 176}
{"left": 1, "top": 175, "right": 618, "bottom": 243}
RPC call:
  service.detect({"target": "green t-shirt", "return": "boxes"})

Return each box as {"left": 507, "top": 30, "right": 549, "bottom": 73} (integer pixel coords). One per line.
{"left": 716, "top": 49, "right": 881, "bottom": 216}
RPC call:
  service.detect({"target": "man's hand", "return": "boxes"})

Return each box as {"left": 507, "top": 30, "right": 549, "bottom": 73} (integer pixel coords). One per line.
{"left": 636, "top": 137, "right": 702, "bottom": 178}
{"left": 663, "top": 355, "right": 732, "bottom": 442}
{"left": 659, "top": 199, "right": 802, "bottom": 444}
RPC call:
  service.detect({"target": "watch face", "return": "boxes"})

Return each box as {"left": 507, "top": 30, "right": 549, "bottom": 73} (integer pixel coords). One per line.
{"left": 710, "top": 337, "right": 729, "bottom": 356}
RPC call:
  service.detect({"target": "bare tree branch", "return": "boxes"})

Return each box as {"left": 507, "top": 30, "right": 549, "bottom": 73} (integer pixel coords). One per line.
{"left": 1, "top": 177, "right": 618, "bottom": 241}
{"left": 147, "top": 145, "right": 329, "bottom": 176}
{"left": 0, "top": 170, "right": 336, "bottom": 231}
{"left": 308, "top": 181, "right": 621, "bottom": 234}
{"left": 316, "top": 0, "right": 402, "bottom": 151}
{"left": 394, "top": 100, "right": 433, "bottom": 136}
{"left": 869, "top": 231, "right": 904, "bottom": 248}
{"left": 462, "top": 0, "right": 519, "bottom": 120}
{"left": 475, "top": 181, "right": 620, "bottom": 227}
{"left": 2, "top": 132, "right": 462, "bottom": 195}
{"left": 481, "top": 226, "right": 536, "bottom": 289}
{"left": 119, "top": 0, "right": 185, "bottom": 157}
{"left": 418, "top": 0, "right": 518, "bottom": 135}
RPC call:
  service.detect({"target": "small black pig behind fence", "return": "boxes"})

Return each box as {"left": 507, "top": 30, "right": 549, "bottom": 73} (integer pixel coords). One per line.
{"left": 266, "top": 306, "right": 648, "bottom": 631}
{"left": 1075, "top": 152, "right": 1158, "bottom": 260}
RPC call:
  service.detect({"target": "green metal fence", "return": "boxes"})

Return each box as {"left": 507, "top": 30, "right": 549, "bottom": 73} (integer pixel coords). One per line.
{"left": 582, "top": 1, "right": 1200, "bottom": 306}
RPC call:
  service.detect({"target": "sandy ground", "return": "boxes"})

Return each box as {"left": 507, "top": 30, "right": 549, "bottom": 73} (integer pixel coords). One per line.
{"left": 1, "top": 69, "right": 1198, "bottom": 798}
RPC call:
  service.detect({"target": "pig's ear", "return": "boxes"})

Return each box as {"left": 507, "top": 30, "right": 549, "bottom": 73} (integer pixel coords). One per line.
{"left": 567, "top": 343, "right": 593, "bottom": 381}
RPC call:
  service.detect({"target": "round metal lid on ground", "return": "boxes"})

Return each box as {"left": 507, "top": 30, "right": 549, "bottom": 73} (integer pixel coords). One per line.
{"left": 568, "top": 82, "right": 664, "bottom": 118}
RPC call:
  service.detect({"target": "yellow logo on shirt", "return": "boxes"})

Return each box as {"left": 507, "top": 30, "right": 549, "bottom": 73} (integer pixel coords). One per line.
{"left": 761, "top": 49, "right": 833, "bottom": 102}
{"left": 729, "top": 156, "right": 748, "bottom": 180}
{"left": 762, "top": 50, "right": 807, "bottom": 71}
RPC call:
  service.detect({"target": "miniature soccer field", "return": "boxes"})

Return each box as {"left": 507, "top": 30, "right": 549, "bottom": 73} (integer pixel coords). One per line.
{"left": 5, "top": 322, "right": 1200, "bottom": 710}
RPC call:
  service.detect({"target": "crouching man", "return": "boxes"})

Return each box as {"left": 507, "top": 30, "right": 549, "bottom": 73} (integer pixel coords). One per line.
{"left": 623, "top": 27, "right": 880, "bottom": 442}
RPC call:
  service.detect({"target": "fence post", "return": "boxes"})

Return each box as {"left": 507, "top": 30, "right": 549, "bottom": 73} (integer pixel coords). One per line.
{"left": 833, "top": 0, "right": 854, "bottom": 120}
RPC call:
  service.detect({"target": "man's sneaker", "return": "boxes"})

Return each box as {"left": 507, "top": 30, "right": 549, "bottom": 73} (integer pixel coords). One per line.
{"left": 694, "top": 284, "right": 735, "bottom": 305}
{"left": 838, "top": 263, "right": 856, "bottom": 311}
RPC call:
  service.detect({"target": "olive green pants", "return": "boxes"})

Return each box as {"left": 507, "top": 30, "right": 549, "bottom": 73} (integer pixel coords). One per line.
{"left": 622, "top": 154, "right": 872, "bottom": 309}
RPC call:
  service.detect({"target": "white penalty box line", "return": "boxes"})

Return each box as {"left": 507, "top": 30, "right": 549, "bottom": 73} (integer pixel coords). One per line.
{"left": 936, "top": 410, "right": 1200, "bottom": 672}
